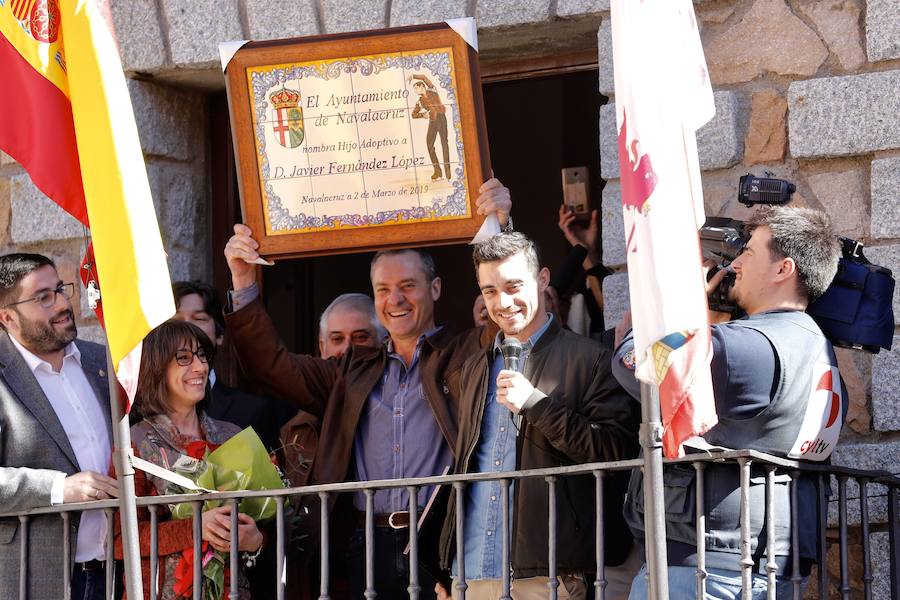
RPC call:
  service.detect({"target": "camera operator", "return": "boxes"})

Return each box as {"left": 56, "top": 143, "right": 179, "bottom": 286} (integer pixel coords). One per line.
{"left": 613, "top": 206, "right": 847, "bottom": 598}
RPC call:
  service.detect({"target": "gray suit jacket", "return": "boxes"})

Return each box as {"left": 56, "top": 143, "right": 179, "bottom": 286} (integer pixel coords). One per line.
{"left": 0, "top": 331, "right": 111, "bottom": 599}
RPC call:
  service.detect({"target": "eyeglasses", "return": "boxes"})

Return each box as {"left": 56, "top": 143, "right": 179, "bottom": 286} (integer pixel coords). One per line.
{"left": 174, "top": 347, "right": 209, "bottom": 366}
{"left": 4, "top": 283, "right": 75, "bottom": 309}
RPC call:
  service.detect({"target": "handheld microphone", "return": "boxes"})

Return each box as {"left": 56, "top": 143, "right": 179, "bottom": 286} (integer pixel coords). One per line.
{"left": 500, "top": 338, "right": 525, "bottom": 434}
{"left": 500, "top": 338, "right": 523, "bottom": 372}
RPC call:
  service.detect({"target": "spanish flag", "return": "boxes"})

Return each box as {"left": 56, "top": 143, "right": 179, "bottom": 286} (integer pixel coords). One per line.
{"left": 0, "top": 0, "right": 175, "bottom": 407}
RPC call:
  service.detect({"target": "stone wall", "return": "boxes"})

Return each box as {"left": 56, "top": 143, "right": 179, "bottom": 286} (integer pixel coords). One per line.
{"left": 0, "top": 0, "right": 896, "bottom": 592}
{"left": 600, "top": 0, "right": 900, "bottom": 444}
{"left": 594, "top": 1, "right": 899, "bottom": 596}
{"left": 0, "top": 79, "right": 208, "bottom": 341}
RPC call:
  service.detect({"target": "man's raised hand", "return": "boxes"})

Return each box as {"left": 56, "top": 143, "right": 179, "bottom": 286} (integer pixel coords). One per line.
{"left": 474, "top": 177, "right": 511, "bottom": 229}
{"left": 224, "top": 224, "right": 261, "bottom": 291}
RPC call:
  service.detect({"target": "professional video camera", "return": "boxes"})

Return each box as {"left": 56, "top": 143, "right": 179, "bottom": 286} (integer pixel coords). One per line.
{"left": 699, "top": 174, "right": 895, "bottom": 354}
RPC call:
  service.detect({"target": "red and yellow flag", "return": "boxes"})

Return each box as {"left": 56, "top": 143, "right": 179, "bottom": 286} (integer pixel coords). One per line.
{"left": 0, "top": 0, "right": 175, "bottom": 406}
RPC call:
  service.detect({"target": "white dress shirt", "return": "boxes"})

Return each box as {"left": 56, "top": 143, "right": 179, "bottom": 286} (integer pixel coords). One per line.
{"left": 10, "top": 336, "right": 111, "bottom": 562}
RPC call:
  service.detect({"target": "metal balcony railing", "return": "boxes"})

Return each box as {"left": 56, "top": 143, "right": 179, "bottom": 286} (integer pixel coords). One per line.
{"left": 2, "top": 449, "right": 898, "bottom": 600}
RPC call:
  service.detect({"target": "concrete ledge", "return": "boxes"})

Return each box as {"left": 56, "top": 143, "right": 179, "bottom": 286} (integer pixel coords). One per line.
{"left": 866, "top": 0, "right": 900, "bottom": 62}
{"left": 390, "top": 0, "right": 468, "bottom": 26}
{"left": 601, "top": 181, "right": 624, "bottom": 266}
{"left": 322, "top": 0, "right": 386, "bottom": 33}
{"left": 558, "top": 0, "right": 609, "bottom": 18}
{"left": 9, "top": 174, "right": 83, "bottom": 244}
{"left": 160, "top": 0, "right": 242, "bottom": 68}
{"left": 871, "top": 156, "right": 900, "bottom": 240}
{"left": 476, "top": 0, "right": 551, "bottom": 28}
{"left": 109, "top": 0, "right": 168, "bottom": 73}
{"left": 871, "top": 333, "right": 900, "bottom": 433}
{"left": 128, "top": 80, "right": 204, "bottom": 161}
{"left": 788, "top": 71, "right": 900, "bottom": 158}
{"left": 601, "top": 271, "right": 629, "bottom": 327}
{"left": 245, "top": 0, "right": 319, "bottom": 40}
{"left": 596, "top": 19, "right": 614, "bottom": 97}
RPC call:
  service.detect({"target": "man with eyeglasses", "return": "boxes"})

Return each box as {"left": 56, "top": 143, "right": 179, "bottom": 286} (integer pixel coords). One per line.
{"left": 0, "top": 253, "right": 117, "bottom": 600}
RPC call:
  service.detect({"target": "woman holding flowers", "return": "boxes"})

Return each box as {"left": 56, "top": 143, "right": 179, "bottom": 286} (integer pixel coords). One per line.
{"left": 114, "top": 319, "right": 264, "bottom": 599}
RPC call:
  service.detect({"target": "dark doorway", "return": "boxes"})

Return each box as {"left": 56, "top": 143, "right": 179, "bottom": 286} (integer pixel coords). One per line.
{"left": 209, "top": 69, "right": 606, "bottom": 355}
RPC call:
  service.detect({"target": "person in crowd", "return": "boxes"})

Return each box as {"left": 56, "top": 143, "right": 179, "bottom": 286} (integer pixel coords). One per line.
{"left": 278, "top": 293, "right": 383, "bottom": 599}
{"left": 0, "top": 253, "right": 118, "bottom": 600}
{"left": 471, "top": 293, "right": 490, "bottom": 327}
{"left": 613, "top": 206, "right": 846, "bottom": 598}
{"left": 555, "top": 204, "right": 613, "bottom": 345}
{"left": 172, "top": 281, "right": 293, "bottom": 452}
{"left": 116, "top": 319, "right": 264, "bottom": 599}
{"left": 437, "top": 232, "right": 641, "bottom": 600}
{"left": 221, "top": 177, "right": 511, "bottom": 599}
{"left": 317, "top": 292, "right": 385, "bottom": 359}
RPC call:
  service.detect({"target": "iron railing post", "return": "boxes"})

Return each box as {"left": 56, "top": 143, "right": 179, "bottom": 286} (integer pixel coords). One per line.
{"left": 149, "top": 504, "right": 159, "bottom": 600}
{"left": 887, "top": 482, "right": 900, "bottom": 600}
{"left": 790, "top": 472, "right": 801, "bottom": 600}
{"left": 364, "top": 489, "right": 376, "bottom": 600}
{"left": 764, "top": 467, "right": 776, "bottom": 600}
{"left": 858, "top": 478, "right": 873, "bottom": 600}
{"left": 837, "top": 475, "right": 850, "bottom": 600}
{"left": 276, "top": 496, "right": 286, "bottom": 600}
{"left": 18, "top": 515, "right": 28, "bottom": 600}
{"left": 547, "top": 475, "right": 558, "bottom": 600}
{"left": 407, "top": 486, "right": 420, "bottom": 600}
{"left": 737, "top": 457, "right": 753, "bottom": 600}
{"left": 594, "top": 470, "right": 607, "bottom": 600}
{"left": 192, "top": 501, "right": 202, "bottom": 600}
{"left": 319, "top": 492, "right": 331, "bottom": 600}
{"left": 817, "top": 475, "right": 829, "bottom": 599}
{"left": 501, "top": 479, "right": 511, "bottom": 600}
{"left": 229, "top": 499, "right": 239, "bottom": 599}
{"left": 694, "top": 462, "right": 707, "bottom": 600}
{"left": 454, "top": 482, "right": 467, "bottom": 600}
{"left": 62, "top": 512, "right": 71, "bottom": 600}
{"left": 105, "top": 508, "right": 115, "bottom": 599}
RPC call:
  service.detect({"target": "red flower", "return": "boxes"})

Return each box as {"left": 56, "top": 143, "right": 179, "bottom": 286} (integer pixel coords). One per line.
{"left": 184, "top": 440, "right": 220, "bottom": 460}
{"left": 172, "top": 541, "right": 208, "bottom": 597}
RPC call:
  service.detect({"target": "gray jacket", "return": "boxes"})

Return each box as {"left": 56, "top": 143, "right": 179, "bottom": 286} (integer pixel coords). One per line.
{"left": 622, "top": 311, "right": 846, "bottom": 573}
{"left": 0, "top": 331, "right": 111, "bottom": 599}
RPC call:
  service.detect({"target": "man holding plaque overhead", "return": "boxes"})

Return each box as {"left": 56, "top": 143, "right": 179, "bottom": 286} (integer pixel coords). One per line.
{"left": 222, "top": 178, "right": 511, "bottom": 599}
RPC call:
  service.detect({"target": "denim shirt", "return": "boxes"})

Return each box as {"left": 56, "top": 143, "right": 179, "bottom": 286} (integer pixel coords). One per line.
{"left": 453, "top": 314, "right": 554, "bottom": 580}
{"left": 353, "top": 328, "right": 453, "bottom": 514}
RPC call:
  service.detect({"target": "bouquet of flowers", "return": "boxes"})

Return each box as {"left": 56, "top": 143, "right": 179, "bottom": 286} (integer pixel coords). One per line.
{"left": 165, "top": 428, "right": 285, "bottom": 600}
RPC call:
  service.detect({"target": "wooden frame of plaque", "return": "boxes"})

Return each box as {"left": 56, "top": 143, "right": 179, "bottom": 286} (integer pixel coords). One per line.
{"left": 224, "top": 22, "right": 491, "bottom": 260}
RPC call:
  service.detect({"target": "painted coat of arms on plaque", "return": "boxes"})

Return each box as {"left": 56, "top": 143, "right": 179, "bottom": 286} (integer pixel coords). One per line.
{"left": 269, "top": 87, "right": 305, "bottom": 149}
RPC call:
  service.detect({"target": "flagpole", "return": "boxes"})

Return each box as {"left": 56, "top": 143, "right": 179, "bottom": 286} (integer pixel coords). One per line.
{"left": 106, "top": 345, "right": 145, "bottom": 600}
{"left": 640, "top": 382, "right": 670, "bottom": 599}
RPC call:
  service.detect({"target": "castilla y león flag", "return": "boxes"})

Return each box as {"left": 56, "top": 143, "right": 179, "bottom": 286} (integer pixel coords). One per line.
{"left": 0, "top": 0, "right": 174, "bottom": 408}
{"left": 610, "top": 0, "right": 717, "bottom": 457}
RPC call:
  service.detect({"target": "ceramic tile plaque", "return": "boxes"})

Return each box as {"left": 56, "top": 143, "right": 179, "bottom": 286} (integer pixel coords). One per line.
{"left": 224, "top": 21, "right": 490, "bottom": 259}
